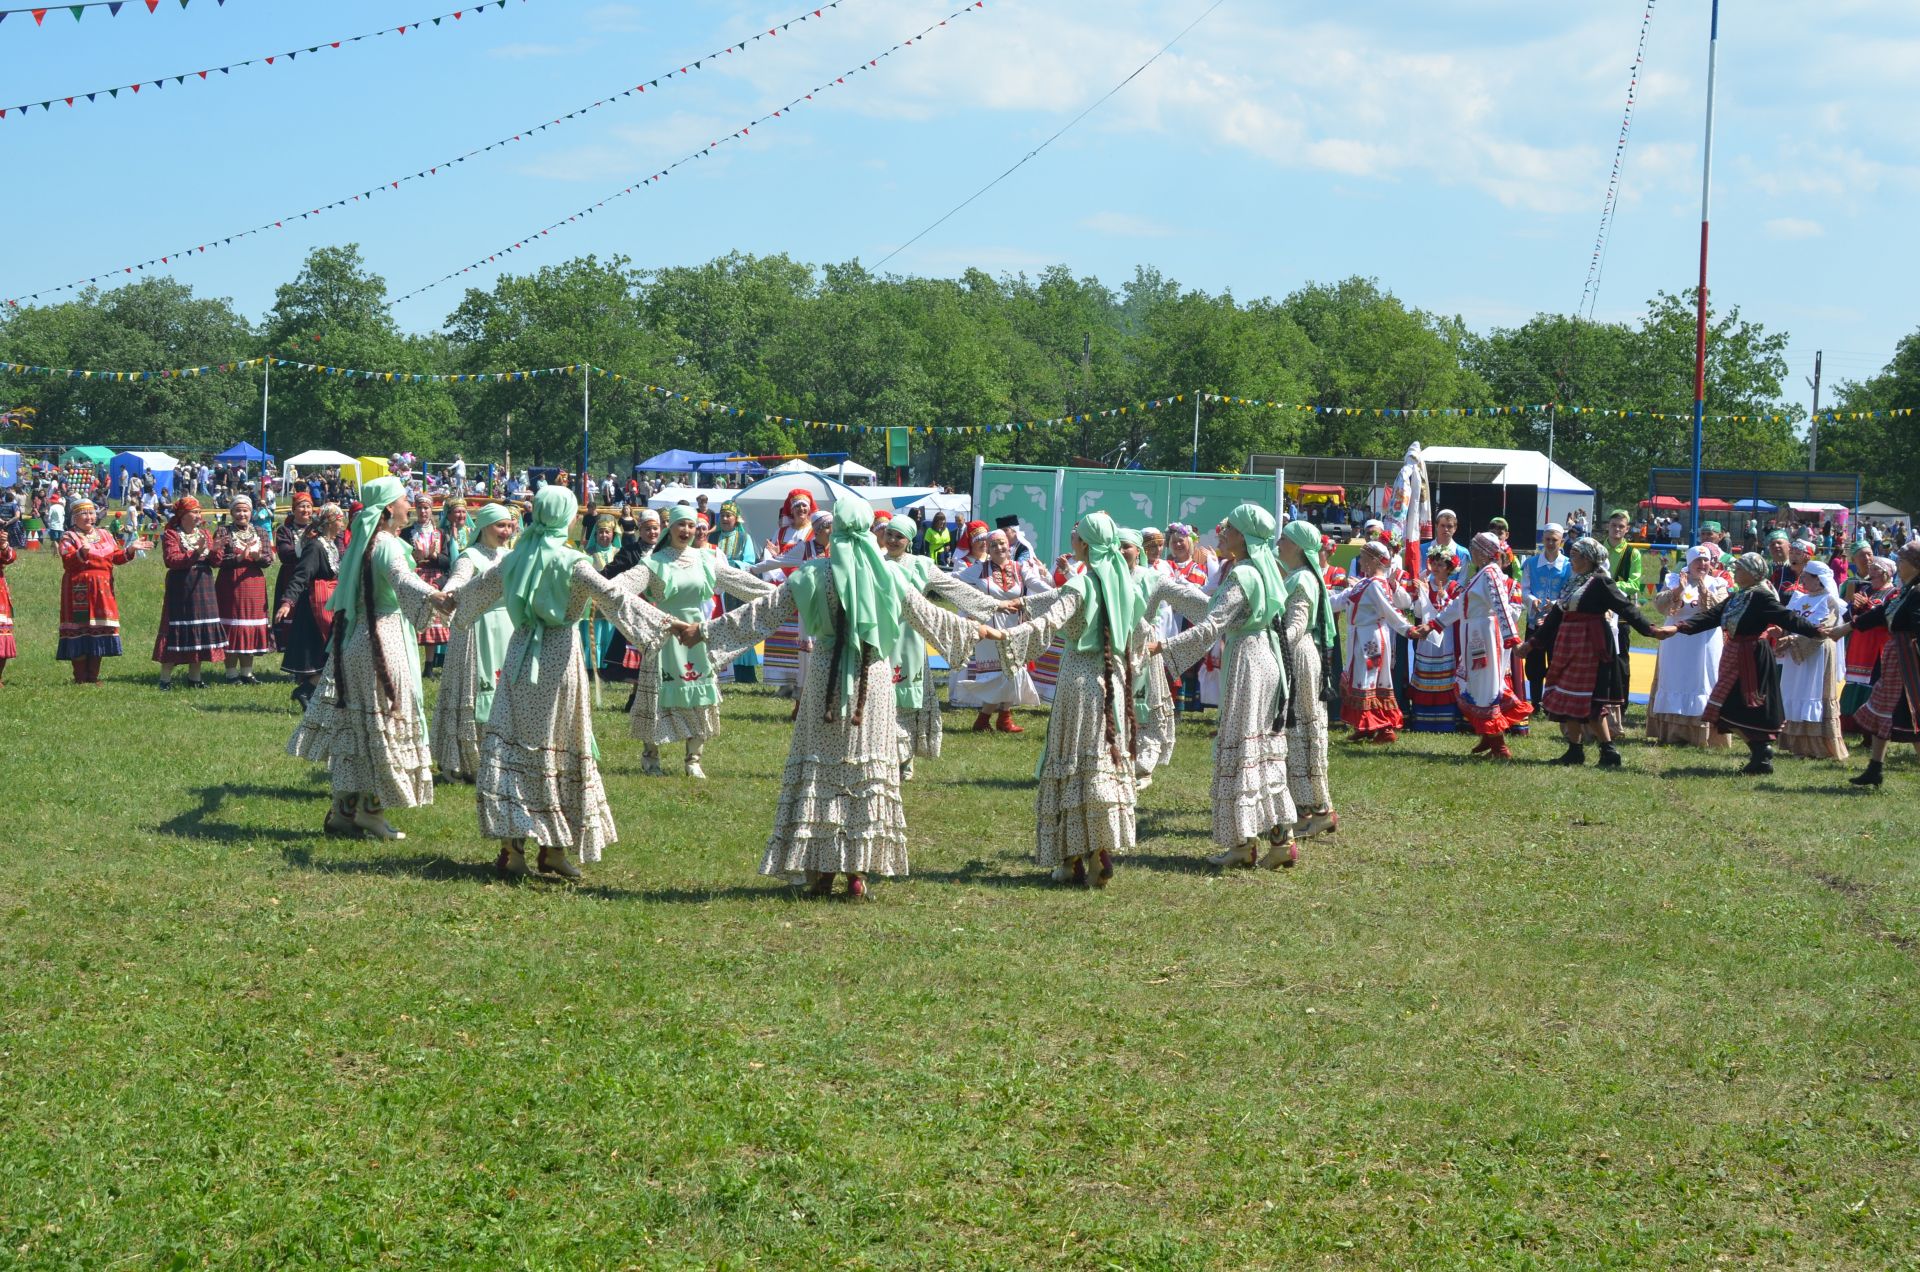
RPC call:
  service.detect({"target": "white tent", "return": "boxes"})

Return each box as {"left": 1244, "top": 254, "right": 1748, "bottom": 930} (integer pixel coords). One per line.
{"left": 731, "top": 472, "right": 861, "bottom": 549}
{"left": 822, "top": 459, "right": 876, "bottom": 483}
{"left": 0, "top": 447, "right": 19, "bottom": 489}
{"left": 282, "top": 449, "right": 363, "bottom": 490}
{"left": 1414, "top": 444, "right": 1595, "bottom": 531}
{"left": 859, "top": 484, "right": 940, "bottom": 511}
{"left": 766, "top": 458, "right": 819, "bottom": 476}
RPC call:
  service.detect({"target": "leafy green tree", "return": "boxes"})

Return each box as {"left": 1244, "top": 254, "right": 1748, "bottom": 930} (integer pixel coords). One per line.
{"left": 1819, "top": 328, "right": 1920, "bottom": 511}
{"left": 0, "top": 277, "right": 256, "bottom": 452}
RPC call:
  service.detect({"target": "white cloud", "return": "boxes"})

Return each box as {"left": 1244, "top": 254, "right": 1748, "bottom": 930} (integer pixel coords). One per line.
{"left": 1078, "top": 210, "right": 1175, "bottom": 237}
{"left": 1764, "top": 217, "right": 1825, "bottom": 240}
{"left": 489, "top": 39, "right": 595, "bottom": 61}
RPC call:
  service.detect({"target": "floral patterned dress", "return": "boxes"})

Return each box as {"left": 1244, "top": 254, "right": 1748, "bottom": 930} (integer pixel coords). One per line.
{"left": 887, "top": 555, "right": 1005, "bottom": 759}
{"left": 451, "top": 559, "right": 675, "bottom": 861}
{"left": 704, "top": 559, "right": 980, "bottom": 880}
{"left": 430, "top": 544, "right": 512, "bottom": 780}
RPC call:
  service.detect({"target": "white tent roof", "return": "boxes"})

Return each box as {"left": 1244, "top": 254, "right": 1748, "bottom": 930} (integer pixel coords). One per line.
{"left": 731, "top": 472, "right": 861, "bottom": 549}
{"left": 1857, "top": 500, "right": 1908, "bottom": 518}
{"left": 283, "top": 448, "right": 359, "bottom": 468}
{"left": 1787, "top": 501, "right": 1849, "bottom": 514}
{"left": 121, "top": 450, "right": 177, "bottom": 470}
{"left": 1416, "top": 445, "right": 1593, "bottom": 494}
{"left": 645, "top": 483, "right": 704, "bottom": 510}
{"left": 766, "top": 458, "right": 819, "bottom": 475}
{"left": 822, "top": 459, "right": 876, "bottom": 482}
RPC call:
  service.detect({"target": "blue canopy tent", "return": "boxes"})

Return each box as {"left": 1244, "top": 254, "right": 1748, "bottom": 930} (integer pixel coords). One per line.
{"left": 690, "top": 457, "right": 765, "bottom": 480}
{"left": 635, "top": 448, "right": 738, "bottom": 478}
{"left": 213, "top": 442, "right": 273, "bottom": 465}
{"left": 1733, "top": 498, "right": 1776, "bottom": 511}
{"left": 109, "top": 451, "right": 178, "bottom": 498}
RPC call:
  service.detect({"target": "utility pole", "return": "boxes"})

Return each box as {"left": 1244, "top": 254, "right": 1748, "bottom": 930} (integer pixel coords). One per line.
{"left": 1806, "top": 350, "right": 1822, "bottom": 471}
{"left": 504, "top": 411, "right": 513, "bottom": 486}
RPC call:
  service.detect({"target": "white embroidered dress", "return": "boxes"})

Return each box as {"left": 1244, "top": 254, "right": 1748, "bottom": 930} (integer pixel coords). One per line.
{"left": 1778, "top": 588, "right": 1848, "bottom": 760}
{"left": 995, "top": 587, "right": 1146, "bottom": 869}
{"left": 1162, "top": 576, "right": 1297, "bottom": 849}
{"left": 1648, "top": 574, "right": 1731, "bottom": 747}
{"left": 706, "top": 559, "right": 980, "bottom": 880}
{"left": 430, "top": 543, "right": 512, "bottom": 780}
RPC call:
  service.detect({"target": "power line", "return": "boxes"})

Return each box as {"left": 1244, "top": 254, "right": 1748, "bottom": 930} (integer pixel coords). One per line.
{"left": 872, "top": 0, "right": 1227, "bottom": 270}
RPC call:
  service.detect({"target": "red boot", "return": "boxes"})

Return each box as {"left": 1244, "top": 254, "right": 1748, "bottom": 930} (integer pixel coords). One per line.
{"left": 996, "top": 710, "right": 1024, "bottom": 734}
{"left": 972, "top": 711, "right": 993, "bottom": 732}
{"left": 1370, "top": 729, "right": 1397, "bottom": 745}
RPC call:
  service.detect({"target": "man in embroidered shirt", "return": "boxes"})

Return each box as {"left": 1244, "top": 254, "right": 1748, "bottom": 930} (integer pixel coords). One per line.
{"left": 1521, "top": 524, "right": 1573, "bottom": 706}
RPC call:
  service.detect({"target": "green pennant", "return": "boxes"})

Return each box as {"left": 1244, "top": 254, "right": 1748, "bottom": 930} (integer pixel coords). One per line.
{"left": 70, "top": 5, "right": 83, "bottom": 19}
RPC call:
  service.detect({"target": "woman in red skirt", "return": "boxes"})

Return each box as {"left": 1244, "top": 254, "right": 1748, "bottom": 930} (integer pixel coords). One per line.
{"left": 403, "top": 499, "right": 452, "bottom": 677}
{"left": 215, "top": 493, "right": 276, "bottom": 684}
{"left": 1524, "top": 536, "right": 1663, "bottom": 768}
{"left": 154, "top": 495, "right": 227, "bottom": 690}
{"left": 57, "top": 498, "right": 149, "bottom": 683}
{"left": 0, "top": 526, "right": 16, "bottom": 685}
{"left": 1831, "top": 540, "right": 1920, "bottom": 787}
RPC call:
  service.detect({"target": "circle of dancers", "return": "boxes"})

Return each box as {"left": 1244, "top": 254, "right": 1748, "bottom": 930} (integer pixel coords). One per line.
{"left": 15, "top": 484, "right": 1920, "bottom": 895}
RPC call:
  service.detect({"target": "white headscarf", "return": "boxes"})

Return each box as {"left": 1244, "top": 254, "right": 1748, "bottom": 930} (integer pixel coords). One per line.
{"left": 1798, "top": 558, "right": 1841, "bottom": 607}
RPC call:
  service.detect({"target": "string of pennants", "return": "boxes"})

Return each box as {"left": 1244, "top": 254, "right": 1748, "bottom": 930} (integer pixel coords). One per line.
{"left": 3, "top": 1, "right": 844, "bottom": 307}
{"left": 5, "top": 1, "right": 524, "bottom": 122}
{"left": 390, "top": 0, "right": 986, "bottom": 304}
{"left": 1, "top": 0, "right": 214, "bottom": 25}
{"left": 1199, "top": 393, "right": 1919, "bottom": 427}
{"left": 3, "top": 358, "right": 1912, "bottom": 430}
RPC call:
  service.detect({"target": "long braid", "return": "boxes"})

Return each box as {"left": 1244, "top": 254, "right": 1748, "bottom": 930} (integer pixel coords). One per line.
{"left": 1083, "top": 571, "right": 1127, "bottom": 766}
{"left": 823, "top": 592, "right": 851, "bottom": 724}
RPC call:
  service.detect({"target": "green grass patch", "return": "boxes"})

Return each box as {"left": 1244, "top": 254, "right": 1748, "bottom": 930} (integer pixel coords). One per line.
{"left": 1, "top": 549, "right": 1916, "bottom": 1268}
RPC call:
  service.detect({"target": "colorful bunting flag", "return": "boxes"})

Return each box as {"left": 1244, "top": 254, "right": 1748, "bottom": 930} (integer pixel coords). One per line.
{"left": 4, "top": 1, "right": 846, "bottom": 307}
{"left": 389, "top": 0, "right": 986, "bottom": 304}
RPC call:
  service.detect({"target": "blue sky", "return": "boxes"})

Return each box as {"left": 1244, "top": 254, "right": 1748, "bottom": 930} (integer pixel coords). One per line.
{"left": 5, "top": 0, "right": 1916, "bottom": 402}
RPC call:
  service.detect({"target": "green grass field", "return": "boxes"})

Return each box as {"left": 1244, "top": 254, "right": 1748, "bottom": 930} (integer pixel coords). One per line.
{"left": 2, "top": 546, "right": 1916, "bottom": 1269}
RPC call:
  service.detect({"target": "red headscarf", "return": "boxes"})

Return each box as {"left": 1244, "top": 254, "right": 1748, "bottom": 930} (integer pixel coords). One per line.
{"left": 960, "top": 519, "right": 990, "bottom": 564}
{"left": 779, "top": 488, "right": 817, "bottom": 532}
{"left": 168, "top": 495, "right": 201, "bottom": 529}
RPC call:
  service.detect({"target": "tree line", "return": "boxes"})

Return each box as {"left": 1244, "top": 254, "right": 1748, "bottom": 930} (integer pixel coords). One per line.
{"left": 2, "top": 243, "right": 1912, "bottom": 509}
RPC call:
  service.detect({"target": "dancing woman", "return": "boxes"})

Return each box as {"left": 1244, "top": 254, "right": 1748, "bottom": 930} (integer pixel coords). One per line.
{"left": 875, "top": 510, "right": 1006, "bottom": 779}
{"left": 703, "top": 498, "right": 986, "bottom": 899}
{"left": 430, "top": 502, "right": 517, "bottom": 782}
{"left": 1831, "top": 540, "right": 1920, "bottom": 787}
{"left": 1277, "top": 520, "right": 1338, "bottom": 839}
{"left": 447, "top": 487, "right": 692, "bottom": 880}
{"left": 976, "top": 512, "right": 1147, "bottom": 888}
{"left": 1650, "top": 551, "right": 1833, "bottom": 776}
{"left": 1153, "top": 504, "right": 1299, "bottom": 870}
{"left": 623, "top": 505, "right": 774, "bottom": 779}
{"left": 949, "top": 528, "right": 1053, "bottom": 732}
{"left": 1525, "top": 537, "right": 1660, "bottom": 769}
{"left": 1777, "top": 560, "right": 1848, "bottom": 761}
{"left": 711, "top": 500, "right": 764, "bottom": 684}
{"left": 1340, "top": 541, "right": 1423, "bottom": 744}
{"left": 274, "top": 502, "right": 345, "bottom": 709}
{"left": 1839, "top": 555, "right": 1899, "bottom": 734}
{"left": 288, "top": 478, "right": 451, "bottom": 840}
{"left": 1423, "top": 532, "right": 1534, "bottom": 759}
{"left": 1647, "top": 545, "right": 1733, "bottom": 748}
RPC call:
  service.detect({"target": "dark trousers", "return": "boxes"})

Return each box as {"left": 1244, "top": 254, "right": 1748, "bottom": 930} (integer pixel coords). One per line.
{"left": 1524, "top": 624, "right": 1551, "bottom": 706}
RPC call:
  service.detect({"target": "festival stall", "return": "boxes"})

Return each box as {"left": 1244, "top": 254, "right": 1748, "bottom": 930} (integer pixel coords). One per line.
{"left": 108, "top": 450, "right": 177, "bottom": 498}
{"left": 731, "top": 472, "right": 861, "bottom": 549}
{"left": 59, "top": 444, "right": 116, "bottom": 469}
{"left": 213, "top": 441, "right": 274, "bottom": 467}
{"left": 281, "top": 449, "right": 362, "bottom": 491}
{"left": 822, "top": 459, "right": 877, "bottom": 484}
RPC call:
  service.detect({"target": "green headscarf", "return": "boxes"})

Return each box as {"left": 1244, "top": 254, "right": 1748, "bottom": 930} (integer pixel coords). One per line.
{"left": 1116, "top": 527, "right": 1143, "bottom": 550}
{"left": 498, "top": 485, "right": 587, "bottom": 684}
{"left": 1282, "top": 519, "right": 1336, "bottom": 649}
{"left": 1224, "top": 504, "right": 1286, "bottom": 633}
{"left": 790, "top": 497, "right": 904, "bottom": 719}
{"left": 327, "top": 476, "right": 407, "bottom": 633}
{"left": 466, "top": 501, "right": 514, "bottom": 540}
{"left": 1064, "top": 511, "right": 1144, "bottom": 654}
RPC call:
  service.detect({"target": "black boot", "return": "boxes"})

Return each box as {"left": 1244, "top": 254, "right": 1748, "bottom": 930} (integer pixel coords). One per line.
{"left": 1741, "top": 739, "right": 1775, "bottom": 776}
{"left": 1850, "top": 760, "right": 1885, "bottom": 788}
{"left": 1553, "top": 743, "right": 1587, "bottom": 766}
{"left": 1597, "top": 743, "right": 1623, "bottom": 769}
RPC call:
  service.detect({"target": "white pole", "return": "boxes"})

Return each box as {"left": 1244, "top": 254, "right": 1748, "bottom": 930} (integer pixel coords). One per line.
{"left": 1191, "top": 392, "right": 1202, "bottom": 472}
{"left": 260, "top": 358, "right": 272, "bottom": 494}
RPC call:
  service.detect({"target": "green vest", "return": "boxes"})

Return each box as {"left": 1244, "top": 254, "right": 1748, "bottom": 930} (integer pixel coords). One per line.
{"left": 652, "top": 549, "right": 720, "bottom": 710}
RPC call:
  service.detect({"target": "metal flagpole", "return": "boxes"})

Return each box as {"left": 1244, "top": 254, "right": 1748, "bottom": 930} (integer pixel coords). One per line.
{"left": 1688, "top": 0, "right": 1721, "bottom": 542}
{"left": 581, "top": 363, "right": 592, "bottom": 506}
{"left": 260, "top": 358, "right": 271, "bottom": 492}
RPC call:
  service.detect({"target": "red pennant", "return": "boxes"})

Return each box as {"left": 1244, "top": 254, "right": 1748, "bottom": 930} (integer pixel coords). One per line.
{"left": 144, "top": 0, "right": 158, "bottom": 10}
{"left": 31, "top": 9, "right": 48, "bottom": 25}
